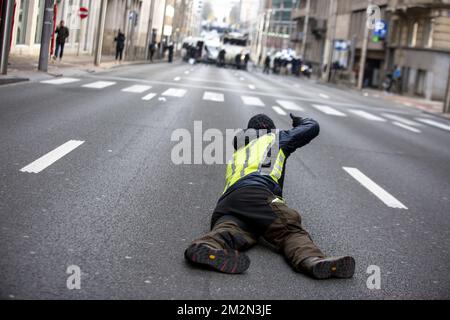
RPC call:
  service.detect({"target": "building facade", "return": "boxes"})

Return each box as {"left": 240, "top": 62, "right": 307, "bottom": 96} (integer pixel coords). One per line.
{"left": 291, "top": 0, "right": 329, "bottom": 69}
{"left": 386, "top": 0, "right": 450, "bottom": 100}
{"left": 7, "top": 0, "right": 182, "bottom": 61}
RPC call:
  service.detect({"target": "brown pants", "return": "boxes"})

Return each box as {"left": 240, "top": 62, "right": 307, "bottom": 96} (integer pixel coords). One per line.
{"left": 192, "top": 187, "right": 325, "bottom": 272}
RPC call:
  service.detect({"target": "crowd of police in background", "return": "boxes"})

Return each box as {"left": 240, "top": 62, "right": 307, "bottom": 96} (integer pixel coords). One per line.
{"left": 180, "top": 42, "right": 313, "bottom": 78}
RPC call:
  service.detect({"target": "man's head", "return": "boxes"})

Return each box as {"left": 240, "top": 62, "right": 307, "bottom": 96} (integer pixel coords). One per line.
{"left": 247, "top": 114, "right": 276, "bottom": 131}
{"left": 60, "top": 20, "right": 65, "bottom": 27}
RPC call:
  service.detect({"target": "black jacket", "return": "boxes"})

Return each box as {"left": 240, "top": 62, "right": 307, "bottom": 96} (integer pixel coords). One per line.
{"left": 220, "top": 118, "right": 320, "bottom": 201}
{"left": 55, "top": 26, "right": 69, "bottom": 44}
{"left": 115, "top": 33, "right": 126, "bottom": 50}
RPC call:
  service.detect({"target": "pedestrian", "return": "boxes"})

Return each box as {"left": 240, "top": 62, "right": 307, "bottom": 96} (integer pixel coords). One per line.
{"left": 218, "top": 48, "right": 226, "bottom": 67}
{"left": 185, "top": 114, "right": 355, "bottom": 279}
{"left": 263, "top": 55, "right": 271, "bottom": 74}
{"left": 235, "top": 54, "right": 241, "bottom": 70}
{"left": 53, "top": 20, "right": 69, "bottom": 61}
{"left": 244, "top": 53, "right": 250, "bottom": 71}
{"left": 168, "top": 43, "right": 174, "bottom": 63}
{"left": 149, "top": 42, "right": 156, "bottom": 62}
{"left": 114, "top": 29, "right": 125, "bottom": 62}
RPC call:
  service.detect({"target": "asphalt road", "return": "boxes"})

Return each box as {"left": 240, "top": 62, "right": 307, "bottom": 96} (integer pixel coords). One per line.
{"left": 1, "top": 60, "right": 449, "bottom": 299}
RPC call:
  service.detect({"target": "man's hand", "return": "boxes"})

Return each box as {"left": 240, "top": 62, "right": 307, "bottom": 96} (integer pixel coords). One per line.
{"left": 290, "top": 113, "right": 303, "bottom": 127}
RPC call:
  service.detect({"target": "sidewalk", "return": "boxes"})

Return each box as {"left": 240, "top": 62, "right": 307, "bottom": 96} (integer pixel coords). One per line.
{"left": 0, "top": 53, "right": 162, "bottom": 84}
{"left": 317, "top": 79, "right": 450, "bottom": 119}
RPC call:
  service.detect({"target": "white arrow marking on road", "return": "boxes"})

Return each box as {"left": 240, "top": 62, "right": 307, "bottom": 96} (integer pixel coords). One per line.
{"left": 40, "top": 77, "right": 80, "bottom": 85}
{"left": 82, "top": 81, "right": 116, "bottom": 89}
{"left": 203, "top": 91, "right": 225, "bottom": 102}
{"left": 158, "top": 97, "right": 167, "bottom": 102}
{"left": 242, "top": 96, "right": 265, "bottom": 107}
{"left": 343, "top": 167, "right": 408, "bottom": 209}
{"left": 381, "top": 114, "right": 420, "bottom": 126}
{"left": 349, "top": 110, "right": 386, "bottom": 122}
{"left": 416, "top": 118, "right": 450, "bottom": 131}
{"left": 142, "top": 93, "right": 157, "bottom": 101}
{"left": 162, "top": 88, "right": 187, "bottom": 97}
{"left": 20, "top": 140, "right": 85, "bottom": 174}
{"left": 122, "top": 85, "right": 152, "bottom": 93}
{"left": 272, "top": 106, "right": 287, "bottom": 116}
{"left": 392, "top": 121, "right": 421, "bottom": 133}
{"left": 276, "top": 100, "right": 304, "bottom": 111}
{"left": 312, "top": 105, "right": 347, "bottom": 117}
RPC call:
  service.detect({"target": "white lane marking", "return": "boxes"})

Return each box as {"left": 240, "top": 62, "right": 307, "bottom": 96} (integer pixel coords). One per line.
{"left": 242, "top": 96, "right": 265, "bottom": 107}
{"left": 276, "top": 100, "right": 304, "bottom": 111}
{"left": 312, "top": 105, "right": 347, "bottom": 117}
{"left": 392, "top": 121, "right": 421, "bottom": 133}
{"left": 248, "top": 84, "right": 256, "bottom": 90}
{"left": 162, "top": 88, "right": 187, "bottom": 97}
{"left": 416, "top": 118, "right": 450, "bottom": 131}
{"left": 20, "top": 140, "right": 85, "bottom": 174}
{"left": 349, "top": 110, "right": 386, "bottom": 122}
{"left": 82, "top": 81, "right": 116, "bottom": 89}
{"left": 142, "top": 93, "right": 157, "bottom": 101}
{"left": 272, "top": 106, "right": 287, "bottom": 116}
{"left": 203, "top": 91, "right": 225, "bottom": 102}
{"left": 184, "top": 71, "right": 190, "bottom": 75}
{"left": 121, "top": 85, "right": 152, "bottom": 93}
{"left": 40, "top": 77, "right": 80, "bottom": 85}
{"left": 343, "top": 167, "right": 408, "bottom": 210}
{"left": 240, "top": 77, "right": 245, "bottom": 81}
{"left": 382, "top": 113, "right": 420, "bottom": 126}
{"left": 319, "top": 93, "right": 330, "bottom": 99}
{"left": 174, "top": 77, "right": 181, "bottom": 81}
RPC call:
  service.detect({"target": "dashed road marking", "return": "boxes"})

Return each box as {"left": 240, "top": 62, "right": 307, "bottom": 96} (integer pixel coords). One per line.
{"left": 350, "top": 110, "right": 386, "bottom": 122}
{"left": 319, "top": 93, "right": 330, "bottom": 99}
{"left": 248, "top": 84, "right": 256, "bottom": 90}
{"left": 392, "top": 121, "right": 421, "bottom": 133}
{"left": 203, "top": 91, "right": 225, "bottom": 102}
{"left": 272, "top": 106, "right": 287, "bottom": 116}
{"left": 382, "top": 114, "right": 420, "bottom": 126}
{"left": 343, "top": 167, "right": 408, "bottom": 210}
{"left": 40, "top": 77, "right": 80, "bottom": 85}
{"left": 162, "top": 88, "right": 187, "bottom": 97}
{"left": 276, "top": 100, "right": 304, "bottom": 111}
{"left": 242, "top": 96, "right": 265, "bottom": 107}
{"left": 174, "top": 77, "right": 181, "bottom": 81}
{"left": 82, "top": 81, "right": 116, "bottom": 89}
{"left": 20, "top": 140, "right": 85, "bottom": 174}
{"left": 122, "top": 85, "right": 152, "bottom": 93}
{"left": 312, "top": 105, "right": 347, "bottom": 117}
{"left": 416, "top": 118, "right": 450, "bottom": 131}
{"left": 142, "top": 93, "right": 157, "bottom": 101}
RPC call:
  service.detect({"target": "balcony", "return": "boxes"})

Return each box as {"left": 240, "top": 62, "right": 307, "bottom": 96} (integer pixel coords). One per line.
{"left": 388, "top": 0, "right": 450, "bottom": 11}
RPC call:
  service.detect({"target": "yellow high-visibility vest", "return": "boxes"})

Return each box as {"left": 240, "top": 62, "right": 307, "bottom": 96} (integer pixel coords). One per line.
{"left": 223, "top": 133, "right": 286, "bottom": 193}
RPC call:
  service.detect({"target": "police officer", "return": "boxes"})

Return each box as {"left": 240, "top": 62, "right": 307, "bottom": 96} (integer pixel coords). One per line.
{"left": 185, "top": 114, "right": 355, "bottom": 279}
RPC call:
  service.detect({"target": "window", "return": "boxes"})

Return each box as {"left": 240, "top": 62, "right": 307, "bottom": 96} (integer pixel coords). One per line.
{"left": 16, "top": 0, "right": 30, "bottom": 44}
{"left": 408, "top": 21, "right": 418, "bottom": 47}
{"left": 34, "top": 0, "right": 44, "bottom": 44}
{"left": 422, "top": 19, "right": 434, "bottom": 48}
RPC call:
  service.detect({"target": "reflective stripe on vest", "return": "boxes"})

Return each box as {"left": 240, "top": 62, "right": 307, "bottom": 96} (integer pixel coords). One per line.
{"left": 223, "top": 133, "right": 286, "bottom": 193}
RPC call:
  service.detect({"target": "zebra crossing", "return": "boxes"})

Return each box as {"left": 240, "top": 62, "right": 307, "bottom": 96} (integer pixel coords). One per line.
{"left": 40, "top": 77, "right": 450, "bottom": 133}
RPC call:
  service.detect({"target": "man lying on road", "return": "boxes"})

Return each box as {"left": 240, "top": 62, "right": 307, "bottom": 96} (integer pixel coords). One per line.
{"left": 185, "top": 114, "right": 355, "bottom": 279}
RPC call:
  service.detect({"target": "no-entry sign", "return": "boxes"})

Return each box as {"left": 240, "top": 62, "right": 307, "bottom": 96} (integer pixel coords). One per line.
{"left": 79, "top": 7, "right": 88, "bottom": 19}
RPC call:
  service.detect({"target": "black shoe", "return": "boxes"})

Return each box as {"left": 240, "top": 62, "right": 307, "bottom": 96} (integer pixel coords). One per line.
{"left": 299, "top": 256, "right": 355, "bottom": 279}
{"left": 184, "top": 244, "right": 250, "bottom": 274}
